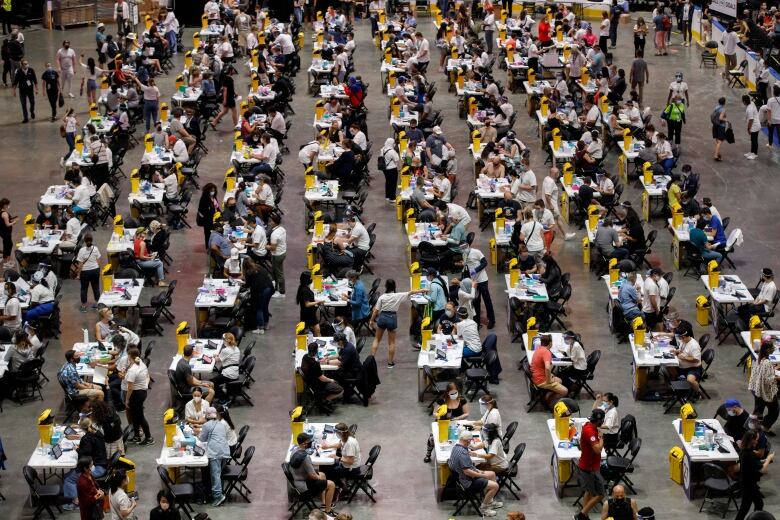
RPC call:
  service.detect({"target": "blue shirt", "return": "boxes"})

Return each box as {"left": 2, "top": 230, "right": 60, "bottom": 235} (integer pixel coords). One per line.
{"left": 689, "top": 227, "right": 709, "bottom": 254}
{"left": 425, "top": 278, "right": 447, "bottom": 311}
{"left": 618, "top": 282, "right": 642, "bottom": 320}
{"left": 59, "top": 362, "right": 81, "bottom": 396}
{"left": 448, "top": 443, "right": 477, "bottom": 488}
{"left": 708, "top": 215, "right": 727, "bottom": 245}
{"left": 198, "top": 419, "right": 231, "bottom": 460}
{"left": 447, "top": 222, "right": 466, "bottom": 252}
{"left": 208, "top": 231, "right": 232, "bottom": 257}
{"left": 348, "top": 280, "right": 370, "bottom": 321}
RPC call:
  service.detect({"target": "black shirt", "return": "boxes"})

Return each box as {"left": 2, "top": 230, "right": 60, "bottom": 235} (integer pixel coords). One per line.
{"left": 12, "top": 67, "right": 37, "bottom": 92}
{"left": 41, "top": 69, "right": 59, "bottom": 93}
{"left": 607, "top": 497, "right": 633, "bottom": 520}
{"left": 338, "top": 343, "right": 361, "bottom": 377}
{"left": 301, "top": 354, "right": 325, "bottom": 391}
{"left": 78, "top": 431, "right": 108, "bottom": 467}
{"left": 518, "top": 255, "right": 536, "bottom": 273}
{"left": 150, "top": 506, "right": 182, "bottom": 520}
{"left": 298, "top": 287, "right": 317, "bottom": 326}
{"left": 724, "top": 410, "right": 750, "bottom": 441}
{"left": 739, "top": 448, "right": 762, "bottom": 488}
{"left": 174, "top": 357, "right": 193, "bottom": 392}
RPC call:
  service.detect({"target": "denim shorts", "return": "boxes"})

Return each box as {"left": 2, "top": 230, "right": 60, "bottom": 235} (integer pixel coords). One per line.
{"left": 376, "top": 311, "right": 397, "bottom": 331}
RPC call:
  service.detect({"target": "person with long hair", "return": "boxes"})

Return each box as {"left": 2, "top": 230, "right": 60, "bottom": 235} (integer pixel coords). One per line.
{"left": 434, "top": 382, "right": 470, "bottom": 420}
{"left": 735, "top": 430, "right": 775, "bottom": 520}
{"left": 132, "top": 74, "right": 160, "bottom": 132}
{"left": 0, "top": 198, "right": 17, "bottom": 267}
{"left": 370, "top": 279, "right": 427, "bottom": 368}
{"left": 79, "top": 54, "right": 105, "bottom": 105}
{"left": 125, "top": 347, "right": 153, "bottom": 446}
{"left": 213, "top": 332, "right": 241, "bottom": 399}
{"left": 108, "top": 470, "right": 137, "bottom": 520}
{"left": 321, "top": 422, "right": 362, "bottom": 486}
{"left": 76, "top": 456, "right": 105, "bottom": 520}
{"left": 197, "top": 183, "right": 220, "bottom": 249}
{"left": 471, "top": 422, "right": 509, "bottom": 474}
{"left": 749, "top": 339, "right": 779, "bottom": 434}
{"left": 210, "top": 73, "right": 238, "bottom": 129}
{"left": 62, "top": 107, "right": 79, "bottom": 162}
{"left": 297, "top": 271, "right": 323, "bottom": 336}
{"left": 150, "top": 490, "right": 180, "bottom": 520}
{"left": 91, "top": 399, "right": 125, "bottom": 456}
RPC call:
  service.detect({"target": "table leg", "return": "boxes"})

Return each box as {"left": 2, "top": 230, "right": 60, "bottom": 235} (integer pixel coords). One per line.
{"left": 632, "top": 364, "right": 647, "bottom": 400}
{"left": 672, "top": 235, "right": 681, "bottom": 269}
{"left": 418, "top": 368, "right": 424, "bottom": 402}
{"left": 682, "top": 453, "right": 694, "bottom": 500}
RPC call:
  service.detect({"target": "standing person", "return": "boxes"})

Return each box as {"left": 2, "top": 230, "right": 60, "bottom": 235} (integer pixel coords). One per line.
{"left": 711, "top": 97, "right": 728, "bottom": 161}
{"left": 0, "top": 198, "right": 17, "bottom": 268}
{"left": 76, "top": 456, "right": 105, "bottom": 520}
{"left": 379, "top": 138, "right": 400, "bottom": 202}
{"left": 297, "top": 271, "right": 322, "bottom": 335}
{"left": 743, "top": 94, "right": 761, "bottom": 160}
{"left": 369, "top": 278, "right": 426, "bottom": 368}
{"left": 56, "top": 40, "right": 76, "bottom": 98}
{"left": 78, "top": 55, "right": 105, "bottom": 106}
{"left": 734, "top": 430, "right": 775, "bottom": 520}
{"left": 131, "top": 74, "right": 159, "bottom": 132}
{"left": 196, "top": 183, "right": 220, "bottom": 249}
{"left": 721, "top": 23, "right": 739, "bottom": 79}
{"left": 652, "top": 8, "right": 667, "bottom": 56}
{"left": 598, "top": 12, "right": 610, "bottom": 54}
{"left": 114, "top": 0, "right": 130, "bottom": 36}
{"left": 125, "top": 348, "right": 153, "bottom": 446}
{"left": 662, "top": 98, "right": 685, "bottom": 146}
{"left": 680, "top": 0, "right": 693, "bottom": 46}
{"left": 210, "top": 73, "right": 238, "bottom": 129}
{"left": 162, "top": 7, "right": 179, "bottom": 54}
{"left": 199, "top": 406, "right": 231, "bottom": 507}
{"left": 6, "top": 31, "right": 21, "bottom": 77}
{"left": 574, "top": 408, "right": 606, "bottom": 520}
{"left": 62, "top": 108, "right": 78, "bottom": 163}
{"left": 267, "top": 213, "right": 287, "bottom": 298}
{"left": 766, "top": 84, "right": 780, "bottom": 148}
{"left": 459, "top": 240, "right": 495, "bottom": 329}
{"left": 629, "top": 51, "right": 649, "bottom": 105}
{"left": 74, "top": 233, "right": 101, "bottom": 312}
{"left": 1, "top": 36, "right": 11, "bottom": 87}
{"left": 633, "top": 17, "right": 648, "bottom": 55}
{"left": 11, "top": 57, "right": 36, "bottom": 122}
{"left": 749, "top": 339, "right": 779, "bottom": 435}
{"left": 108, "top": 470, "right": 137, "bottom": 520}
{"left": 41, "top": 62, "right": 60, "bottom": 121}
{"left": 244, "top": 258, "right": 273, "bottom": 333}
{"left": 609, "top": 0, "right": 622, "bottom": 48}
{"left": 1, "top": 0, "right": 11, "bottom": 35}
{"left": 483, "top": 5, "right": 495, "bottom": 55}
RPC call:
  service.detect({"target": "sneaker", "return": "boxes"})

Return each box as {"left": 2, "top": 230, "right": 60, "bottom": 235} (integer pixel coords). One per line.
{"left": 271, "top": 292, "right": 286, "bottom": 299}
{"left": 565, "top": 232, "right": 576, "bottom": 240}
{"left": 129, "top": 436, "right": 142, "bottom": 444}
{"left": 158, "top": 281, "right": 169, "bottom": 287}
{"left": 744, "top": 152, "right": 751, "bottom": 157}
{"left": 387, "top": 362, "right": 396, "bottom": 368}
{"left": 63, "top": 503, "right": 79, "bottom": 511}
{"left": 479, "top": 507, "right": 497, "bottom": 517}
{"left": 488, "top": 500, "right": 504, "bottom": 508}
{"left": 211, "top": 495, "right": 226, "bottom": 507}
{"left": 68, "top": 93, "right": 74, "bottom": 98}
{"left": 747, "top": 153, "right": 757, "bottom": 160}
{"left": 80, "top": 305, "right": 88, "bottom": 313}
{"left": 412, "top": 343, "right": 421, "bottom": 351}
{"left": 91, "top": 304, "right": 99, "bottom": 310}
{"left": 140, "top": 437, "right": 155, "bottom": 446}
{"left": 250, "top": 329, "right": 263, "bottom": 334}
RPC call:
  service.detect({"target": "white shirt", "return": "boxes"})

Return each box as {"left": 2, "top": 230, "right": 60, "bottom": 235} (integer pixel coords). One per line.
{"left": 65, "top": 217, "right": 82, "bottom": 241}
{"left": 298, "top": 142, "right": 320, "bottom": 165}
{"left": 341, "top": 436, "right": 362, "bottom": 469}
{"left": 677, "top": 338, "right": 701, "bottom": 368}
{"left": 261, "top": 139, "right": 279, "bottom": 166}
{"left": 204, "top": 0, "right": 219, "bottom": 18}
{"left": 483, "top": 13, "right": 495, "bottom": 31}
{"left": 3, "top": 297, "right": 21, "bottom": 329}
{"left": 668, "top": 80, "right": 688, "bottom": 99}
{"left": 517, "top": 170, "right": 537, "bottom": 203}
{"left": 163, "top": 173, "right": 179, "bottom": 199}
{"left": 722, "top": 31, "right": 738, "bottom": 55}
{"left": 31, "top": 284, "right": 54, "bottom": 304}
{"left": 172, "top": 139, "right": 189, "bottom": 163}
{"left": 218, "top": 41, "right": 234, "bottom": 59}
{"left": 481, "top": 408, "right": 503, "bottom": 436}
{"left": 642, "top": 277, "right": 660, "bottom": 313}
{"left": 251, "top": 225, "right": 267, "bottom": 256}
{"left": 446, "top": 203, "right": 471, "bottom": 227}
{"left": 352, "top": 130, "right": 367, "bottom": 151}
{"left": 57, "top": 48, "right": 77, "bottom": 71}
{"left": 520, "top": 220, "right": 545, "bottom": 252}
{"left": 462, "top": 248, "right": 488, "bottom": 283}
{"left": 218, "top": 344, "right": 241, "bottom": 379}
{"left": 113, "top": 1, "right": 129, "bottom": 19}
{"left": 767, "top": 97, "right": 780, "bottom": 124}
{"left": 125, "top": 359, "right": 150, "bottom": 390}
{"left": 185, "top": 399, "right": 207, "bottom": 423}
{"left": 270, "top": 112, "right": 285, "bottom": 134}
{"left": 757, "top": 280, "right": 777, "bottom": 312}
{"left": 456, "top": 318, "right": 482, "bottom": 351}
{"left": 746, "top": 103, "right": 761, "bottom": 133}
{"left": 603, "top": 406, "right": 620, "bottom": 434}
{"left": 163, "top": 11, "right": 179, "bottom": 33}
{"left": 375, "top": 291, "right": 411, "bottom": 312}
{"left": 542, "top": 176, "right": 560, "bottom": 211}
{"left": 269, "top": 226, "right": 287, "bottom": 256}
{"left": 586, "top": 105, "right": 601, "bottom": 124}
{"left": 655, "top": 139, "right": 672, "bottom": 159}
{"left": 416, "top": 37, "right": 430, "bottom": 62}
{"left": 434, "top": 176, "right": 451, "bottom": 202}
{"left": 554, "top": 78, "right": 569, "bottom": 98}
{"left": 255, "top": 183, "right": 274, "bottom": 207}
{"left": 77, "top": 245, "right": 101, "bottom": 271}
{"left": 600, "top": 18, "right": 610, "bottom": 37}
{"left": 345, "top": 220, "right": 368, "bottom": 250}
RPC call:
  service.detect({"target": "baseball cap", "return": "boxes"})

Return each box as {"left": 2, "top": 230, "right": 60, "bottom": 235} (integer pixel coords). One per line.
{"left": 724, "top": 399, "right": 741, "bottom": 409}
{"left": 296, "top": 432, "right": 313, "bottom": 444}
{"left": 230, "top": 248, "right": 239, "bottom": 260}
{"left": 432, "top": 126, "right": 442, "bottom": 135}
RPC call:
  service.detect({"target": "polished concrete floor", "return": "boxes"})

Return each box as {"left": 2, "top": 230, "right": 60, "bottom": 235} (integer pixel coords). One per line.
{"left": 1, "top": 11, "right": 779, "bottom": 520}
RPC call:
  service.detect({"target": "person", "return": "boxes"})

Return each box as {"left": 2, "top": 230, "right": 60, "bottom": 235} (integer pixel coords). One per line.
{"left": 669, "top": 321, "right": 703, "bottom": 395}
{"left": 662, "top": 97, "right": 685, "bottom": 147}
{"left": 712, "top": 97, "right": 728, "bottom": 161}
{"left": 739, "top": 268, "right": 776, "bottom": 323}
{"left": 642, "top": 268, "right": 663, "bottom": 329}
{"left": 598, "top": 11, "right": 610, "bottom": 53}
{"left": 0, "top": 198, "right": 15, "bottom": 268}
{"left": 244, "top": 257, "right": 273, "bottom": 333}
{"left": 61, "top": 108, "right": 79, "bottom": 163}
{"left": 471, "top": 422, "right": 509, "bottom": 474}
{"left": 108, "top": 470, "right": 137, "bottom": 520}
{"left": 531, "top": 335, "right": 568, "bottom": 407}
{"left": 721, "top": 23, "right": 738, "bottom": 78}
{"left": 345, "top": 270, "right": 369, "bottom": 324}
{"left": 690, "top": 218, "right": 722, "bottom": 264}
{"left": 471, "top": 393, "right": 503, "bottom": 435}
{"left": 422, "top": 268, "right": 448, "bottom": 324}
{"left": 448, "top": 428, "right": 502, "bottom": 517}
{"left": 749, "top": 339, "right": 779, "bottom": 434}
{"left": 434, "top": 382, "right": 470, "bottom": 420}
{"left": 767, "top": 84, "right": 780, "bottom": 148}
{"left": 132, "top": 227, "right": 167, "bottom": 287}
{"left": 519, "top": 207, "right": 545, "bottom": 261}
{"left": 575, "top": 408, "right": 606, "bottom": 520}
{"left": 628, "top": 51, "right": 649, "bottom": 104}
{"left": 6, "top": 334, "right": 34, "bottom": 371}
{"left": 321, "top": 422, "right": 362, "bottom": 485}
{"left": 174, "top": 345, "right": 215, "bottom": 402}
{"left": 41, "top": 62, "right": 60, "bottom": 121}
{"left": 297, "top": 271, "right": 322, "bottom": 336}
{"left": 322, "top": 331, "right": 361, "bottom": 386}
{"left": 213, "top": 332, "right": 241, "bottom": 399}
{"left": 59, "top": 348, "right": 104, "bottom": 402}
{"left": 76, "top": 456, "right": 105, "bottom": 520}
{"left": 91, "top": 399, "right": 124, "bottom": 456}
{"left": 197, "top": 183, "right": 220, "bottom": 249}
{"left": 289, "top": 432, "right": 337, "bottom": 515}
{"left": 74, "top": 233, "right": 101, "bottom": 312}
{"left": 56, "top": 40, "right": 77, "bottom": 98}
{"left": 124, "top": 347, "right": 153, "bottom": 445}
{"left": 0, "top": 282, "right": 21, "bottom": 331}
{"left": 735, "top": 430, "right": 775, "bottom": 520}
{"left": 370, "top": 279, "right": 426, "bottom": 368}
{"left": 743, "top": 94, "right": 761, "bottom": 160}
{"left": 95, "top": 307, "right": 113, "bottom": 341}
{"left": 558, "top": 331, "right": 588, "bottom": 391}
{"left": 268, "top": 214, "right": 287, "bottom": 297}
{"left": 458, "top": 241, "right": 495, "bottom": 329}
{"left": 595, "top": 217, "right": 628, "bottom": 260}
{"left": 542, "top": 168, "right": 576, "bottom": 240}
{"left": 302, "top": 340, "right": 344, "bottom": 408}
{"left": 11, "top": 57, "right": 36, "bottom": 122}
{"left": 199, "top": 406, "right": 231, "bottom": 507}
{"left": 457, "top": 278, "right": 477, "bottom": 318}
{"left": 618, "top": 272, "right": 643, "bottom": 322}
{"left": 131, "top": 74, "right": 160, "bottom": 132}
{"left": 211, "top": 73, "right": 238, "bottom": 129}
{"left": 184, "top": 386, "right": 207, "bottom": 433}
{"left": 150, "top": 490, "right": 181, "bottom": 520}
{"left": 600, "top": 484, "right": 637, "bottom": 520}
{"left": 454, "top": 306, "right": 483, "bottom": 361}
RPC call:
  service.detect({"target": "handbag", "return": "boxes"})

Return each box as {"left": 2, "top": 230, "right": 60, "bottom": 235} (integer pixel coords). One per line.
{"left": 724, "top": 122, "right": 735, "bottom": 144}
{"left": 59, "top": 124, "right": 66, "bottom": 138}
{"left": 69, "top": 261, "right": 81, "bottom": 279}
{"left": 58, "top": 92, "right": 65, "bottom": 108}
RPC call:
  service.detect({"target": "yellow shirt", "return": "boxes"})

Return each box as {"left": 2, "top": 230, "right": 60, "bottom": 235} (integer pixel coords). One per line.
{"left": 667, "top": 182, "right": 681, "bottom": 208}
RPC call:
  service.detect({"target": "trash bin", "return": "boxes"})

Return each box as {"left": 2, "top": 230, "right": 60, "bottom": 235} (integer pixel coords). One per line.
{"left": 696, "top": 295, "right": 710, "bottom": 326}
{"left": 669, "top": 446, "right": 684, "bottom": 484}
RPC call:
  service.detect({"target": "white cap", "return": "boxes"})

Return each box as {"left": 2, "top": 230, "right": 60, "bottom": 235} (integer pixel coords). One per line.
{"left": 230, "top": 248, "right": 239, "bottom": 260}
{"left": 432, "top": 126, "right": 442, "bottom": 135}
{"left": 97, "top": 22, "right": 105, "bottom": 28}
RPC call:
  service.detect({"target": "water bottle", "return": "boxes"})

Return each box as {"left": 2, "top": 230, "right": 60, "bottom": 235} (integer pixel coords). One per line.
{"left": 448, "top": 422, "right": 457, "bottom": 441}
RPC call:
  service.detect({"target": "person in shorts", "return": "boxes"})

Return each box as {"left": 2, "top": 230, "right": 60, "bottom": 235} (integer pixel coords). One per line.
{"left": 529, "top": 335, "right": 569, "bottom": 407}
{"left": 447, "top": 428, "right": 502, "bottom": 517}
{"left": 369, "top": 279, "right": 427, "bottom": 368}
{"left": 289, "top": 432, "right": 336, "bottom": 515}
{"left": 574, "top": 408, "right": 606, "bottom": 520}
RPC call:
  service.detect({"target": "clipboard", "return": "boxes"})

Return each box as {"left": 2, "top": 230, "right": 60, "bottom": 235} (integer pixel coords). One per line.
{"left": 92, "top": 365, "right": 109, "bottom": 386}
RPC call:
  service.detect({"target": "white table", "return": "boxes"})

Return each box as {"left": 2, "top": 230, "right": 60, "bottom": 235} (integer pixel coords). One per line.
{"left": 40, "top": 186, "right": 73, "bottom": 207}
{"left": 700, "top": 274, "right": 753, "bottom": 334}
{"left": 416, "top": 335, "right": 464, "bottom": 401}
{"left": 319, "top": 84, "right": 349, "bottom": 99}
{"left": 83, "top": 117, "right": 115, "bottom": 135}
{"left": 27, "top": 425, "right": 81, "bottom": 479}
{"left": 559, "top": 177, "right": 599, "bottom": 225}
{"left": 285, "top": 423, "right": 338, "bottom": 467}
{"left": 248, "top": 87, "right": 276, "bottom": 103}
{"left": 548, "top": 417, "right": 606, "bottom": 498}
{"left": 141, "top": 150, "right": 174, "bottom": 167}
{"left": 389, "top": 110, "right": 419, "bottom": 128}
{"left": 641, "top": 175, "right": 671, "bottom": 221}
{"left": 294, "top": 337, "right": 339, "bottom": 372}
{"left": 504, "top": 274, "right": 549, "bottom": 303}
{"left": 312, "top": 114, "right": 341, "bottom": 133}
{"left": 430, "top": 420, "right": 485, "bottom": 501}
{"left": 630, "top": 333, "right": 679, "bottom": 399}
{"left": 18, "top": 230, "right": 64, "bottom": 255}
{"left": 407, "top": 222, "right": 447, "bottom": 249}
{"left": 107, "top": 228, "right": 137, "bottom": 255}
{"left": 522, "top": 333, "right": 574, "bottom": 368}
{"left": 314, "top": 278, "right": 349, "bottom": 308}
{"left": 740, "top": 330, "right": 780, "bottom": 378}
{"left": 128, "top": 183, "right": 165, "bottom": 206}
{"left": 98, "top": 279, "right": 143, "bottom": 308}
{"left": 672, "top": 418, "right": 739, "bottom": 500}
{"left": 305, "top": 181, "right": 340, "bottom": 203}
{"left": 194, "top": 278, "right": 242, "bottom": 330}
{"left": 550, "top": 140, "right": 577, "bottom": 162}
{"left": 171, "top": 87, "right": 202, "bottom": 106}
{"left": 523, "top": 80, "right": 552, "bottom": 96}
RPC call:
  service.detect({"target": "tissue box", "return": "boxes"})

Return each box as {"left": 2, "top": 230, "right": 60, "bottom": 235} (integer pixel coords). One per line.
{"left": 180, "top": 436, "right": 196, "bottom": 448}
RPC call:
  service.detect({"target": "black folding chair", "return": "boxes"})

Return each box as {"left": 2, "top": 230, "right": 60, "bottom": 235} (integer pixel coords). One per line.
{"left": 222, "top": 446, "right": 254, "bottom": 502}
{"left": 23, "top": 466, "right": 62, "bottom": 520}
{"left": 282, "top": 462, "right": 318, "bottom": 519}
{"left": 451, "top": 479, "right": 484, "bottom": 516}
{"left": 496, "top": 442, "right": 526, "bottom": 500}
{"left": 344, "top": 445, "right": 380, "bottom": 503}
{"left": 698, "top": 348, "right": 716, "bottom": 399}
{"left": 157, "top": 465, "right": 196, "bottom": 520}
{"left": 463, "top": 350, "right": 497, "bottom": 401}
{"left": 698, "top": 462, "right": 740, "bottom": 517}
{"left": 661, "top": 366, "right": 692, "bottom": 414}
{"left": 520, "top": 357, "right": 552, "bottom": 412}
{"left": 603, "top": 437, "right": 641, "bottom": 494}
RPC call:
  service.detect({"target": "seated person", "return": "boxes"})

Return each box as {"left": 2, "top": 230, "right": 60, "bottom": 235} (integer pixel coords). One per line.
{"left": 321, "top": 332, "right": 362, "bottom": 386}
{"left": 558, "top": 330, "right": 588, "bottom": 390}
{"left": 301, "top": 342, "right": 344, "bottom": 410}
{"left": 595, "top": 172, "right": 614, "bottom": 205}
{"left": 433, "top": 382, "right": 470, "bottom": 420}
{"left": 530, "top": 335, "right": 569, "bottom": 408}
{"left": 594, "top": 217, "right": 628, "bottom": 260}
{"left": 58, "top": 349, "right": 104, "bottom": 401}
{"left": 738, "top": 267, "right": 776, "bottom": 322}
{"left": 173, "top": 345, "right": 215, "bottom": 402}
{"left": 133, "top": 227, "right": 167, "bottom": 287}
{"left": 184, "top": 387, "right": 208, "bottom": 434}
{"left": 447, "top": 428, "right": 502, "bottom": 516}
{"left": 453, "top": 307, "right": 482, "bottom": 360}
{"left": 618, "top": 272, "right": 643, "bottom": 321}
{"left": 722, "top": 398, "right": 751, "bottom": 442}
{"left": 470, "top": 423, "right": 509, "bottom": 474}
{"left": 689, "top": 218, "right": 722, "bottom": 264}
{"left": 701, "top": 207, "right": 727, "bottom": 249}
{"left": 481, "top": 155, "right": 505, "bottom": 179}
{"left": 516, "top": 244, "right": 538, "bottom": 274}
{"left": 600, "top": 485, "right": 638, "bottom": 520}
{"left": 668, "top": 322, "right": 702, "bottom": 396}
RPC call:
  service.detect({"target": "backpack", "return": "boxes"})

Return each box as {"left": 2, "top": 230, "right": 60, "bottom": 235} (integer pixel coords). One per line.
{"left": 662, "top": 15, "right": 671, "bottom": 30}
{"left": 710, "top": 107, "right": 722, "bottom": 126}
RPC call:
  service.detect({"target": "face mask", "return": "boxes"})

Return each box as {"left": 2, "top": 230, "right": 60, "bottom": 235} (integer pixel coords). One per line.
{"left": 194, "top": 396, "right": 201, "bottom": 403}
{"left": 227, "top": 204, "right": 236, "bottom": 210}
{"left": 449, "top": 392, "right": 459, "bottom": 400}
{"left": 333, "top": 323, "right": 344, "bottom": 332}
{"left": 223, "top": 224, "right": 230, "bottom": 233}
{"left": 160, "top": 502, "right": 169, "bottom": 511}
{"left": 461, "top": 248, "right": 469, "bottom": 257}
{"left": 211, "top": 191, "right": 217, "bottom": 196}
{"left": 727, "top": 410, "right": 736, "bottom": 417}
{"left": 90, "top": 465, "right": 96, "bottom": 473}
{"left": 600, "top": 402, "right": 610, "bottom": 411}
{"left": 445, "top": 310, "right": 454, "bottom": 318}
{"left": 347, "top": 282, "right": 354, "bottom": 288}
{"left": 44, "top": 212, "right": 52, "bottom": 218}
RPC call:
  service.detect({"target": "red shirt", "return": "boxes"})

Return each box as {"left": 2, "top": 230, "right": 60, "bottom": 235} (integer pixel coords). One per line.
{"left": 578, "top": 422, "right": 602, "bottom": 471}
{"left": 530, "top": 347, "right": 551, "bottom": 386}
{"left": 538, "top": 20, "right": 551, "bottom": 42}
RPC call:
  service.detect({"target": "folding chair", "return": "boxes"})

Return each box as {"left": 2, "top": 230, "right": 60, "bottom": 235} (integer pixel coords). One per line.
{"left": 698, "top": 462, "right": 740, "bottom": 517}
{"left": 520, "top": 357, "right": 552, "bottom": 412}
{"left": 502, "top": 421, "right": 519, "bottom": 446}
{"left": 603, "top": 437, "right": 641, "bottom": 494}
{"left": 496, "top": 442, "right": 526, "bottom": 500}
{"left": 568, "top": 350, "right": 601, "bottom": 399}
{"left": 344, "top": 445, "right": 380, "bottom": 503}
{"left": 422, "top": 365, "right": 450, "bottom": 409}
{"left": 661, "top": 365, "right": 692, "bottom": 414}
{"left": 452, "top": 479, "right": 484, "bottom": 516}
{"left": 230, "top": 425, "right": 250, "bottom": 464}
{"left": 222, "top": 446, "right": 254, "bottom": 503}
{"left": 463, "top": 350, "right": 497, "bottom": 401}
{"left": 282, "top": 462, "right": 319, "bottom": 519}
{"left": 157, "top": 466, "right": 196, "bottom": 520}
{"left": 727, "top": 59, "right": 748, "bottom": 88}
{"left": 23, "top": 466, "right": 63, "bottom": 520}
{"left": 698, "top": 348, "right": 716, "bottom": 399}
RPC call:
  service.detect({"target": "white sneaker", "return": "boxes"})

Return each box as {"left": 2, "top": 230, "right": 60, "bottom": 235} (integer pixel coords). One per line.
{"left": 746, "top": 153, "right": 757, "bottom": 160}
{"left": 488, "top": 500, "right": 504, "bottom": 508}
{"left": 271, "top": 292, "right": 286, "bottom": 299}
{"left": 744, "top": 152, "right": 751, "bottom": 157}
{"left": 565, "top": 232, "right": 576, "bottom": 241}
{"left": 480, "top": 507, "right": 497, "bottom": 517}
{"left": 68, "top": 93, "right": 74, "bottom": 98}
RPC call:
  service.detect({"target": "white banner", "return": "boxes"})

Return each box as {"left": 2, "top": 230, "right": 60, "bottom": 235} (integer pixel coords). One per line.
{"left": 710, "top": 0, "right": 737, "bottom": 18}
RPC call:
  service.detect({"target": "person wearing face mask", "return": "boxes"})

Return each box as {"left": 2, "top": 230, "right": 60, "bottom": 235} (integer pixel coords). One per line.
{"left": 41, "top": 62, "right": 60, "bottom": 121}
{"left": 290, "top": 432, "right": 337, "bottom": 515}
{"left": 108, "top": 469, "right": 137, "bottom": 520}
{"left": 125, "top": 348, "right": 153, "bottom": 446}
{"left": 184, "top": 386, "right": 208, "bottom": 434}
{"left": 599, "top": 484, "right": 637, "bottom": 520}
{"left": 343, "top": 270, "right": 369, "bottom": 324}
{"left": 197, "top": 183, "right": 221, "bottom": 248}
{"left": 73, "top": 456, "right": 105, "bottom": 517}
{"left": 735, "top": 430, "right": 776, "bottom": 520}
{"left": 213, "top": 332, "right": 241, "bottom": 400}
{"left": 150, "top": 490, "right": 180, "bottom": 520}
{"left": 343, "top": 216, "right": 370, "bottom": 271}
{"left": 594, "top": 392, "right": 620, "bottom": 445}
{"left": 11, "top": 58, "right": 37, "bottom": 123}
{"left": 471, "top": 422, "right": 509, "bottom": 474}
{"left": 558, "top": 331, "right": 588, "bottom": 390}
{"left": 574, "top": 408, "right": 606, "bottom": 520}
{"left": 436, "top": 301, "right": 460, "bottom": 332}
{"left": 422, "top": 268, "right": 448, "bottom": 324}
{"left": 63, "top": 420, "right": 108, "bottom": 511}
{"left": 322, "top": 331, "right": 361, "bottom": 386}
{"left": 722, "top": 399, "right": 751, "bottom": 442}
{"left": 739, "top": 268, "right": 777, "bottom": 324}
{"left": 456, "top": 241, "right": 495, "bottom": 329}
{"left": 748, "top": 339, "right": 779, "bottom": 435}
{"left": 435, "top": 382, "right": 470, "bottom": 420}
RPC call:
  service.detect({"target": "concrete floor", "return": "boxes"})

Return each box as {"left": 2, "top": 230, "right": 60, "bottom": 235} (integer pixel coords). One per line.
{"left": 1, "top": 11, "right": 779, "bottom": 520}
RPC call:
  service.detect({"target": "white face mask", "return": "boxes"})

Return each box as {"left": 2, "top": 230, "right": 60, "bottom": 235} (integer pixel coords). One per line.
{"left": 193, "top": 396, "right": 202, "bottom": 403}
{"left": 449, "top": 392, "right": 458, "bottom": 400}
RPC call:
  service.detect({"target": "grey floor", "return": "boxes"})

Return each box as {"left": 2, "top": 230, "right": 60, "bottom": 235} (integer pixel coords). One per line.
{"left": 1, "top": 11, "right": 779, "bottom": 520}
